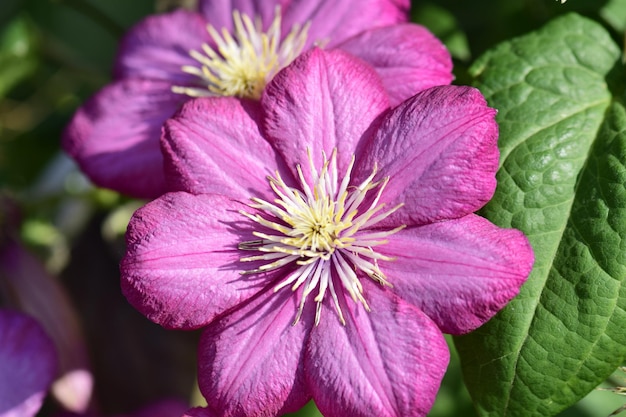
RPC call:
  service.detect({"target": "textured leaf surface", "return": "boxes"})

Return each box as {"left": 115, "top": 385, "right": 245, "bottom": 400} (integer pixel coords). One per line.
{"left": 455, "top": 13, "right": 626, "bottom": 417}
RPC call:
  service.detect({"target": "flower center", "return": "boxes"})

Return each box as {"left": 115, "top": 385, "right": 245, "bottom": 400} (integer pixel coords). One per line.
{"left": 172, "top": 7, "right": 310, "bottom": 100}
{"left": 238, "top": 149, "right": 405, "bottom": 325}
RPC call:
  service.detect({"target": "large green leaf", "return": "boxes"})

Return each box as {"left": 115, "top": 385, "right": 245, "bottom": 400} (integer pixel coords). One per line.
{"left": 454, "top": 13, "right": 626, "bottom": 417}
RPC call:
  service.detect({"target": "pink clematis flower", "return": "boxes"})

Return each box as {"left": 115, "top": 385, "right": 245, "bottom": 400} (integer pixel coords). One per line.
{"left": 0, "top": 310, "right": 58, "bottom": 417}
{"left": 63, "top": 0, "right": 453, "bottom": 199}
{"left": 121, "top": 49, "right": 533, "bottom": 417}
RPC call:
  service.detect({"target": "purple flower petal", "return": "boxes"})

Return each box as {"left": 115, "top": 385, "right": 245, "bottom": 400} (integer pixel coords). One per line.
{"left": 354, "top": 85, "right": 499, "bottom": 227}
{"left": 337, "top": 24, "right": 453, "bottom": 106}
{"left": 114, "top": 9, "right": 209, "bottom": 83}
{"left": 162, "top": 97, "right": 289, "bottom": 199}
{"left": 198, "top": 288, "right": 311, "bottom": 417}
{"left": 121, "top": 192, "right": 274, "bottom": 329}
{"left": 63, "top": 79, "right": 186, "bottom": 199}
{"left": 283, "top": 0, "right": 410, "bottom": 49}
{"left": 381, "top": 214, "right": 534, "bottom": 334}
{"left": 305, "top": 281, "right": 448, "bottom": 417}
{"left": 198, "top": 0, "right": 288, "bottom": 32}
{"left": 262, "top": 48, "right": 389, "bottom": 181}
{"left": 0, "top": 310, "right": 57, "bottom": 417}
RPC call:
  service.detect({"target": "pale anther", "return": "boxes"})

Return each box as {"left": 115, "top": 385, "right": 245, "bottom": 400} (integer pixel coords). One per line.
{"left": 238, "top": 149, "right": 404, "bottom": 325}
{"left": 172, "top": 7, "right": 310, "bottom": 99}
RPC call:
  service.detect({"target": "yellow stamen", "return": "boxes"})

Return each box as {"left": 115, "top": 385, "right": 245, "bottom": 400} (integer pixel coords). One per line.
{"left": 172, "top": 7, "right": 310, "bottom": 99}
{"left": 239, "top": 149, "right": 404, "bottom": 325}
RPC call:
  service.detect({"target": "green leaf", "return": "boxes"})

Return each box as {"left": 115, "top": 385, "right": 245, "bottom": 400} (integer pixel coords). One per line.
{"left": 454, "top": 13, "right": 626, "bottom": 417}
{"left": 0, "top": 17, "right": 37, "bottom": 98}
{"left": 600, "top": 0, "right": 626, "bottom": 32}
{"left": 412, "top": 2, "right": 471, "bottom": 62}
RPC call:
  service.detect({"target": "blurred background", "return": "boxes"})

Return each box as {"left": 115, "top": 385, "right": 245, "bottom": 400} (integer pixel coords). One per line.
{"left": 0, "top": 0, "right": 625, "bottom": 416}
